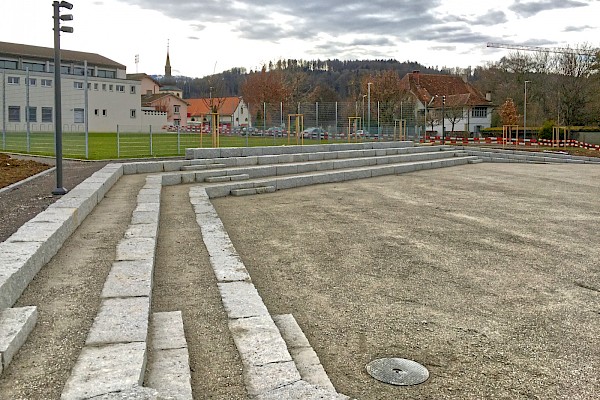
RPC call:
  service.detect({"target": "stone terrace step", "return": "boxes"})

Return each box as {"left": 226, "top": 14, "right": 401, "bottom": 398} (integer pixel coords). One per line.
{"left": 146, "top": 311, "right": 193, "bottom": 399}
{"left": 0, "top": 306, "right": 37, "bottom": 374}
{"left": 204, "top": 156, "right": 478, "bottom": 198}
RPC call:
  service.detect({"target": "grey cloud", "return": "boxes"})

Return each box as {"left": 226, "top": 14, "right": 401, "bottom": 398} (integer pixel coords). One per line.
{"left": 117, "top": 0, "right": 556, "bottom": 60}
{"left": 563, "top": 24, "right": 594, "bottom": 32}
{"left": 188, "top": 36, "right": 200, "bottom": 40}
{"left": 509, "top": 0, "right": 589, "bottom": 18}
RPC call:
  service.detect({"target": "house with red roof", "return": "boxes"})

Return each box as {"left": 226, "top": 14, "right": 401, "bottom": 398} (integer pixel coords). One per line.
{"left": 400, "top": 71, "right": 494, "bottom": 137}
{"left": 187, "top": 96, "right": 250, "bottom": 131}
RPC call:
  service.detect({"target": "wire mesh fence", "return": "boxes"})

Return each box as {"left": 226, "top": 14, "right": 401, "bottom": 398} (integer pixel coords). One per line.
{"left": 1, "top": 95, "right": 420, "bottom": 159}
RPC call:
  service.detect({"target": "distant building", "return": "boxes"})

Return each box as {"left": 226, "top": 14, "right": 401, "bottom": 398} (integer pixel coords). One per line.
{"left": 0, "top": 41, "right": 166, "bottom": 133}
{"left": 400, "top": 71, "right": 494, "bottom": 137}
{"left": 141, "top": 93, "right": 188, "bottom": 127}
{"left": 187, "top": 97, "right": 249, "bottom": 129}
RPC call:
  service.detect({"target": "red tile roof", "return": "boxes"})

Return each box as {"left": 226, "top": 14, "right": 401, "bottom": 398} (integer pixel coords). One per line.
{"left": 401, "top": 72, "right": 492, "bottom": 108}
{"left": 187, "top": 97, "right": 242, "bottom": 116}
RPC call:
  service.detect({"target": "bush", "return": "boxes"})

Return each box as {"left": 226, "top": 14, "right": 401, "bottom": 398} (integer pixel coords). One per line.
{"left": 538, "top": 120, "right": 555, "bottom": 140}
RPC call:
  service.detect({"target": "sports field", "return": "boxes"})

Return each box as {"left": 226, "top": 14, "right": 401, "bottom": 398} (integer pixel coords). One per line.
{"left": 0, "top": 131, "right": 330, "bottom": 159}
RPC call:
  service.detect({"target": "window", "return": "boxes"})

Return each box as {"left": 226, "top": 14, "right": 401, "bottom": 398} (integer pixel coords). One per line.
{"left": 23, "top": 62, "right": 45, "bottom": 72}
{"left": 94, "top": 109, "right": 99, "bottom": 116}
{"left": 109, "top": 84, "right": 114, "bottom": 91}
{"left": 94, "top": 83, "right": 99, "bottom": 90}
{"left": 25, "top": 78, "right": 37, "bottom": 86}
{"left": 174, "top": 105, "right": 180, "bottom": 113}
{"left": 74, "top": 108, "right": 85, "bottom": 123}
{"left": 41, "top": 79, "right": 52, "bottom": 87}
{"left": 102, "top": 109, "right": 107, "bottom": 116}
{"left": 87, "top": 82, "right": 92, "bottom": 90}
{"left": 116, "top": 85, "right": 125, "bottom": 92}
{"left": 7, "top": 76, "right": 20, "bottom": 85}
{"left": 8, "top": 106, "right": 20, "bottom": 122}
{"left": 472, "top": 107, "right": 487, "bottom": 118}
{"left": 60, "top": 65, "right": 71, "bottom": 74}
{"left": 0, "top": 60, "right": 18, "bottom": 69}
{"left": 73, "top": 67, "right": 85, "bottom": 76}
{"left": 74, "top": 81, "right": 84, "bottom": 89}
{"left": 240, "top": 106, "right": 244, "bottom": 114}
{"left": 130, "top": 86, "right": 136, "bottom": 94}
{"left": 42, "top": 107, "right": 53, "bottom": 122}
{"left": 27, "top": 107, "right": 37, "bottom": 122}
{"left": 97, "top": 69, "right": 116, "bottom": 79}
{"left": 102, "top": 83, "right": 107, "bottom": 91}
{"left": 130, "top": 109, "right": 136, "bottom": 118}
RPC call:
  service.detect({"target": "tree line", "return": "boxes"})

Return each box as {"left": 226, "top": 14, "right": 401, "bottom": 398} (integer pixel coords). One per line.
{"left": 161, "top": 45, "right": 600, "bottom": 132}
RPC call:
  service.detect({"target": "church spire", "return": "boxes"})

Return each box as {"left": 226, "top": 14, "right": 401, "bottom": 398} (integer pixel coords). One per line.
{"left": 165, "top": 39, "right": 172, "bottom": 78}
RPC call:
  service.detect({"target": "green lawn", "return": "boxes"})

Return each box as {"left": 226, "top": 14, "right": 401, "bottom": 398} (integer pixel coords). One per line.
{"left": 1, "top": 131, "right": 339, "bottom": 160}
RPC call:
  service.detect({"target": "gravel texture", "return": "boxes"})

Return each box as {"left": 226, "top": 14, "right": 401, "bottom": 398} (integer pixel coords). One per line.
{"left": 212, "top": 163, "right": 600, "bottom": 400}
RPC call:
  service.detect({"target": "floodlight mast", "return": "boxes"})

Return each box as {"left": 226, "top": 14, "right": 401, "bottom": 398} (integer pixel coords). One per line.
{"left": 52, "top": 1, "right": 73, "bottom": 195}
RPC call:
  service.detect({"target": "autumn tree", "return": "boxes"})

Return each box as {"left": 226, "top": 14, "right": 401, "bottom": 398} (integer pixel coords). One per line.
{"left": 498, "top": 98, "right": 520, "bottom": 126}
{"left": 362, "top": 70, "right": 405, "bottom": 132}
{"left": 241, "top": 67, "right": 288, "bottom": 125}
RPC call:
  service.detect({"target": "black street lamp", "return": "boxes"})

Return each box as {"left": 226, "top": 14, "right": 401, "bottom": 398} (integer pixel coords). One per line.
{"left": 441, "top": 95, "right": 446, "bottom": 144}
{"left": 52, "top": 1, "right": 73, "bottom": 195}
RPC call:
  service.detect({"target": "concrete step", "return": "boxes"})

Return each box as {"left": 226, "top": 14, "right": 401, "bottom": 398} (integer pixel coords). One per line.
{"left": 0, "top": 306, "right": 37, "bottom": 375}
{"left": 180, "top": 164, "right": 208, "bottom": 171}
{"left": 231, "top": 186, "right": 276, "bottom": 196}
{"left": 205, "top": 174, "right": 250, "bottom": 183}
{"left": 273, "top": 314, "right": 335, "bottom": 392}
{"left": 146, "top": 311, "right": 193, "bottom": 399}
{"left": 468, "top": 158, "right": 484, "bottom": 164}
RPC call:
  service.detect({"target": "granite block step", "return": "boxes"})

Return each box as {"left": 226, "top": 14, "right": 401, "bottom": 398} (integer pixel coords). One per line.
{"left": 0, "top": 306, "right": 37, "bottom": 374}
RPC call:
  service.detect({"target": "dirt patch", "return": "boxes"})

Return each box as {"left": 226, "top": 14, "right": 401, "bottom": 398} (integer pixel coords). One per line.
{"left": 0, "top": 153, "right": 52, "bottom": 188}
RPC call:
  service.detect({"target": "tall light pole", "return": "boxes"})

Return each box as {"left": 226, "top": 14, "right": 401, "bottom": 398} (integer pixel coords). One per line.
{"left": 441, "top": 95, "right": 446, "bottom": 144}
{"left": 367, "top": 82, "right": 372, "bottom": 136}
{"left": 52, "top": 1, "right": 73, "bottom": 196}
{"left": 524, "top": 80, "right": 531, "bottom": 141}
{"left": 362, "top": 94, "right": 366, "bottom": 130}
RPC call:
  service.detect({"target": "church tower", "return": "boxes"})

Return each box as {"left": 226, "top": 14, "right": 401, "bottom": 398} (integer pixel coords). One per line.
{"left": 165, "top": 40, "right": 172, "bottom": 78}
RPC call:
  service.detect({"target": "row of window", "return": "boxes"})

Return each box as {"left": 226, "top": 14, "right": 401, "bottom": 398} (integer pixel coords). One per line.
{"left": 6, "top": 76, "right": 136, "bottom": 94}
{"left": 7, "top": 106, "right": 138, "bottom": 122}
{"left": 73, "top": 82, "right": 134, "bottom": 93}
{"left": 8, "top": 106, "right": 53, "bottom": 123}
{"left": 7, "top": 76, "right": 53, "bottom": 86}
{"left": 1, "top": 59, "right": 117, "bottom": 78}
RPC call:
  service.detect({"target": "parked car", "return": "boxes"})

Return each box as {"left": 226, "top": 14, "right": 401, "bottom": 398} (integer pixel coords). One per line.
{"left": 302, "top": 127, "right": 325, "bottom": 139}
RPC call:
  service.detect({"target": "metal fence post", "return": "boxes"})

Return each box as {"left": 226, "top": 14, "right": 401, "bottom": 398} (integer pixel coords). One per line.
{"left": 246, "top": 102, "right": 249, "bottom": 147}
{"left": 26, "top": 67, "right": 31, "bottom": 152}
{"left": 1, "top": 71, "right": 5, "bottom": 150}
{"left": 117, "top": 125, "right": 120, "bottom": 158}
{"left": 177, "top": 125, "right": 181, "bottom": 155}
{"left": 149, "top": 125, "right": 153, "bottom": 156}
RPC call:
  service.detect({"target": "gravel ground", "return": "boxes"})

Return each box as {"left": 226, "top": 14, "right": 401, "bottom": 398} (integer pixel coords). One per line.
{"left": 2, "top": 158, "right": 599, "bottom": 399}
{"left": 0, "top": 156, "right": 108, "bottom": 242}
{"left": 212, "top": 163, "right": 600, "bottom": 400}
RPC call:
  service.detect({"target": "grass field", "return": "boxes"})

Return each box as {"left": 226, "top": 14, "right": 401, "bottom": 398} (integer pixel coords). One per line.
{"left": 0, "top": 131, "right": 335, "bottom": 160}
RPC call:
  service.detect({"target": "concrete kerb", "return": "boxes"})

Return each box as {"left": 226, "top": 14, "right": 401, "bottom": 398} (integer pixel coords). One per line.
{"left": 62, "top": 174, "right": 162, "bottom": 398}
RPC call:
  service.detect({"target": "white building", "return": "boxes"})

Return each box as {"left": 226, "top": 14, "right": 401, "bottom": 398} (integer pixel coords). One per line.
{"left": 0, "top": 41, "right": 166, "bottom": 133}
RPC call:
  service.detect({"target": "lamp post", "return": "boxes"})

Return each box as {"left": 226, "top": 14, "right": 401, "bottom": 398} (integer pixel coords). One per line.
{"left": 362, "top": 94, "right": 366, "bottom": 130}
{"left": 524, "top": 80, "right": 531, "bottom": 142}
{"left": 52, "top": 1, "right": 73, "bottom": 196}
{"left": 367, "top": 82, "right": 372, "bottom": 136}
{"left": 441, "top": 95, "right": 446, "bottom": 144}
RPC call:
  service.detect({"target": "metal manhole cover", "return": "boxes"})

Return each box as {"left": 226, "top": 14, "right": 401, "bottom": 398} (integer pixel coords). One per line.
{"left": 366, "top": 358, "right": 429, "bottom": 386}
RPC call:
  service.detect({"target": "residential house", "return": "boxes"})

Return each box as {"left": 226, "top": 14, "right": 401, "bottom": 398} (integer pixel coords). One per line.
{"left": 127, "top": 73, "right": 161, "bottom": 95}
{"left": 141, "top": 93, "right": 188, "bottom": 126}
{"left": 400, "top": 71, "right": 493, "bottom": 137}
{"left": 187, "top": 97, "right": 250, "bottom": 131}
{"left": 0, "top": 41, "right": 165, "bottom": 133}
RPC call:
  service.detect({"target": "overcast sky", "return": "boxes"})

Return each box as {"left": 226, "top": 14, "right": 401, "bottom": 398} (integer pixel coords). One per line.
{"left": 2, "top": 0, "right": 599, "bottom": 78}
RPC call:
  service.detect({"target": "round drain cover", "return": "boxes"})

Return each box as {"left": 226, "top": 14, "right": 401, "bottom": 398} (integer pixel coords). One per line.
{"left": 366, "top": 358, "right": 429, "bottom": 386}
